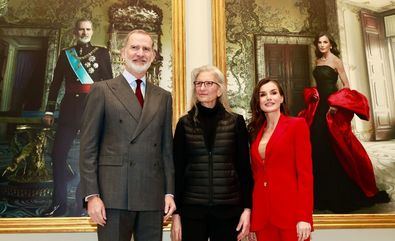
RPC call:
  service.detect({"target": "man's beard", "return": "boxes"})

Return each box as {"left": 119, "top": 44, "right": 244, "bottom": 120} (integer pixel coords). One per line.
{"left": 78, "top": 36, "right": 91, "bottom": 44}
{"left": 125, "top": 59, "right": 151, "bottom": 74}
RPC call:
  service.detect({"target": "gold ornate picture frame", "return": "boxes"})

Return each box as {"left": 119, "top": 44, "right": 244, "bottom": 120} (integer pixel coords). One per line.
{"left": 0, "top": 0, "right": 185, "bottom": 233}
{"left": 212, "top": 0, "right": 395, "bottom": 229}
{"left": 1, "top": 0, "right": 394, "bottom": 234}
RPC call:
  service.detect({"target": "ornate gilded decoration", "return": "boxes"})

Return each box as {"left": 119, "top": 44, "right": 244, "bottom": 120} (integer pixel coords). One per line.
{"left": 69, "top": 47, "right": 100, "bottom": 75}
{"left": 2, "top": 126, "right": 51, "bottom": 183}
{"left": 72, "top": 47, "right": 99, "bottom": 61}
{"left": 109, "top": 1, "right": 162, "bottom": 32}
{"left": 0, "top": 0, "right": 7, "bottom": 17}
{"left": 108, "top": 0, "right": 163, "bottom": 85}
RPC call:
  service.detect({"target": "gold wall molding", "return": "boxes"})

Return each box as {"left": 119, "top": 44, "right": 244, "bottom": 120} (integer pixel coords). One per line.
{"left": 172, "top": 0, "right": 186, "bottom": 121}
{"left": 0, "top": 217, "right": 96, "bottom": 233}
{"left": 211, "top": 0, "right": 227, "bottom": 81}
{"left": 314, "top": 214, "right": 395, "bottom": 229}
{"left": 1, "top": 215, "right": 395, "bottom": 233}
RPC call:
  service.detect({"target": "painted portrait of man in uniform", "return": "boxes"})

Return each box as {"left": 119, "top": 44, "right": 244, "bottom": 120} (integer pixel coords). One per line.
{"left": 0, "top": 0, "right": 183, "bottom": 219}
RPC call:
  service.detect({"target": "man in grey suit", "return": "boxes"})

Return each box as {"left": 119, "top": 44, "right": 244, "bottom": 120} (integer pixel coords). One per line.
{"left": 79, "top": 29, "right": 176, "bottom": 241}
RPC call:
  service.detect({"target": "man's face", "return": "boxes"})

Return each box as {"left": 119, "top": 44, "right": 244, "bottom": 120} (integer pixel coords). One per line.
{"left": 75, "top": 21, "right": 93, "bottom": 44}
{"left": 121, "top": 33, "right": 155, "bottom": 76}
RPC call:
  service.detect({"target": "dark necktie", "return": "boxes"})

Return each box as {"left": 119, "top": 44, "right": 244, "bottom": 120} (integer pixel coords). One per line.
{"left": 135, "top": 79, "right": 144, "bottom": 107}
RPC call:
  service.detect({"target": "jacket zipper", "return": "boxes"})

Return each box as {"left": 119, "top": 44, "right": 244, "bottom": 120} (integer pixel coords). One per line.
{"left": 209, "top": 151, "right": 213, "bottom": 205}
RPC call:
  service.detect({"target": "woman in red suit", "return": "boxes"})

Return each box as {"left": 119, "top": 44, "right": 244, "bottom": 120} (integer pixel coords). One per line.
{"left": 248, "top": 78, "right": 313, "bottom": 241}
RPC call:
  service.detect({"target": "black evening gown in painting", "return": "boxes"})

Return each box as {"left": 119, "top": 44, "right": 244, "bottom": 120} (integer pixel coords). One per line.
{"left": 311, "top": 65, "right": 388, "bottom": 213}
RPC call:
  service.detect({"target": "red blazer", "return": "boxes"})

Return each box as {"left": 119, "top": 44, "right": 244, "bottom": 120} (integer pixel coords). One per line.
{"left": 250, "top": 115, "right": 313, "bottom": 231}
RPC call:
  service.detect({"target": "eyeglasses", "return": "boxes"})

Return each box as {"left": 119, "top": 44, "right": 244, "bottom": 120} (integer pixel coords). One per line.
{"left": 193, "top": 81, "right": 219, "bottom": 88}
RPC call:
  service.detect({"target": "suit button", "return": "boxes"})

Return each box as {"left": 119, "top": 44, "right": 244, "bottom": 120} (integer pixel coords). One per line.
{"left": 129, "top": 162, "right": 133, "bottom": 166}
{"left": 263, "top": 181, "right": 268, "bottom": 187}
{"left": 75, "top": 94, "right": 79, "bottom": 97}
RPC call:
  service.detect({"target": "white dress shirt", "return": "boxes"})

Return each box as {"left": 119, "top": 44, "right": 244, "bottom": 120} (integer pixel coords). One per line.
{"left": 122, "top": 70, "right": 146, "bottom": 98}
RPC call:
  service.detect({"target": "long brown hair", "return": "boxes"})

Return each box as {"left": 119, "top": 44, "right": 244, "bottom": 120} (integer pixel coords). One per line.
{"left": 314, "top": 32, "right": 340, "bottom": 58}
{"left": 248, "top": 78, "right": 288, "bottom": 140}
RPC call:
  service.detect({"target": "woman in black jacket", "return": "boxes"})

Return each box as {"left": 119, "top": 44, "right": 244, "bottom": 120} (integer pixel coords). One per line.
{"left": 171, "top": 65, "right": 253, "bottom": 241}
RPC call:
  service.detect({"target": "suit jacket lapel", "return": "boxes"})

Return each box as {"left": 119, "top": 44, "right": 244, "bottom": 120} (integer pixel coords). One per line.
{"left": 106, "top": 75, "right": 142, "bottom": 122}
{"left": 252, "top": 122, "right": 266, "bottom": 164}
{"left": 266, "top": 114, "right": 290, "bottom": 160}
{"left": 132, "top": 81, "right": 162, "bottom": 140}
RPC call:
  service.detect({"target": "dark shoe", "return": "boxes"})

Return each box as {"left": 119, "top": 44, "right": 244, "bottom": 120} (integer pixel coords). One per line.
{"left": 41, "top": 204, "right": 67, "bottom": 217}
{"left": 80, "top": 209, "right": 88, "bottom": 217}
{"left": 373, "top": 190, "right": 391, "bottom": 203}
{"left": 69, "top": 205, "right": 87, "bottom": 217}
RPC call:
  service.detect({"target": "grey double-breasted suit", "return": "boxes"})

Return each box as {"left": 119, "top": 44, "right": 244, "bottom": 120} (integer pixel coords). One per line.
{"left": 79, "top": 74, "right": 174, "bottom": 211}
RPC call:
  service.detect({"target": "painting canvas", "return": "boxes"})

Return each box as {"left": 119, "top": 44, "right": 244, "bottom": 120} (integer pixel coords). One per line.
{"left": 0, "top": 0, "right": 394, "bottom": 234}
{"left": 0, "top": 0, "right": 184, "bottom": 222}
{"left": 212, "top": 0, "right": 395, "bottom": 227}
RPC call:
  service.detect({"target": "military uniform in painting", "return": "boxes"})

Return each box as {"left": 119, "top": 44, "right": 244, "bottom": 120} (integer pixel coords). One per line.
{"left": 42, "top": 41, "right": 112, "bottom": 216}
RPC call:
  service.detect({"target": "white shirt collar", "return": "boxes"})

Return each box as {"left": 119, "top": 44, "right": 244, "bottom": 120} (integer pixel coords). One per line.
{"left": 122, "top": 69, "right": 147, "bottom": 86}
{"left": 122, "top": 70, "right": 147, "bottom": 97}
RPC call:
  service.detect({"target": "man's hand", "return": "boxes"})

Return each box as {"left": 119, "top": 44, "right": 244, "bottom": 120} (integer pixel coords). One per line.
{"left": 170, "top": 214, "right": 182, "bottom": 241}
{"left": 42, "top": 114, "right": 54, "bottom": 127}
{"left": 296, "top": 221, "right": 311, "bottom": 241}
{"left": 163, "top": 195, "right": 176, "bottom": 222}
{"left": 87, "top": 196, "right": 107, "bottom": 226}
{"left": 236, "top": 208, "right": 251, "bottom": 241}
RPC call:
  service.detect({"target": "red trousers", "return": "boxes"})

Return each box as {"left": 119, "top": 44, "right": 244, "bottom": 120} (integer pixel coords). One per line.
{"left": 255, "top": 223, "right": 310, "bottom": 241}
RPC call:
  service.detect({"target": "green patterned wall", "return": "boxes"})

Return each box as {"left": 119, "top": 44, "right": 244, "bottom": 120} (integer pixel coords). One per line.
{"left": 1, "top": 0, "right": 173, "bottom": 90}
{"left": 225, "top": 0, "right": 332, "bottom": 114}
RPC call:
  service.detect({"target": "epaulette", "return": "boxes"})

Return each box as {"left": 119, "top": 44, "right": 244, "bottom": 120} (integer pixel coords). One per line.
{"left": 62, "top": 46, "right": 75, "bottom": 51}
{"left": 93, "top": 44, "right": 108, "bottom": 49}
